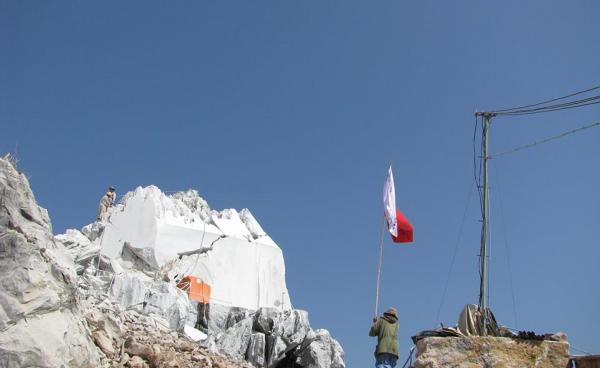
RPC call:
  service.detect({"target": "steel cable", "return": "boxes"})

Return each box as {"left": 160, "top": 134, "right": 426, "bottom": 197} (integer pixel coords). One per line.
{"left": 490, "top": 121, "right": 600, "bottom": 158}
{"left": 495, "top": 99, "right": 600, "bottom": 116}
{"left": 491, "top": 84, "right": 600, "bottom": 113}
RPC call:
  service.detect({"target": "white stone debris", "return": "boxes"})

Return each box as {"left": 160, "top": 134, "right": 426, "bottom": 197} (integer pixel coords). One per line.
{"left": 184, "top": 325, "right": 208, "bottom": 342}
{"left": 81, "top": 293, "right": 254, "bottom": 368}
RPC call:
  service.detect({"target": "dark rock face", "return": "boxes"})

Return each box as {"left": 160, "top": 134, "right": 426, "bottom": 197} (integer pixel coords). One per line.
{"left": 246, "top": 332, "right": 267, "bottom": 366}
{"left": 254, "top": 307, "right": 278, "bottom": 334}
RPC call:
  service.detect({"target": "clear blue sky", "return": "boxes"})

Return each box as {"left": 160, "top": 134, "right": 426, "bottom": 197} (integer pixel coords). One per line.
{"left": 2, "top": 1, "right": 599, "bottom": 366}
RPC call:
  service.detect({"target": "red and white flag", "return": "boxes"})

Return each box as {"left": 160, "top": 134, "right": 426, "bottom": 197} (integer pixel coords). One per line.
{"left": 383, "top": 165, "right": 414, "bottom": 243}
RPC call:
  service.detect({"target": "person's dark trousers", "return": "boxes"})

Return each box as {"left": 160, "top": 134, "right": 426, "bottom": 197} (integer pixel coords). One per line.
{"left": 375, "top": 353, "right": 398, "bottom": 368}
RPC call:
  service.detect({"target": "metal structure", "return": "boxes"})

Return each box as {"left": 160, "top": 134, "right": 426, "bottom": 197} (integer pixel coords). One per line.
{"left": 475, "top": 111, "right": 494, "bottom": 335}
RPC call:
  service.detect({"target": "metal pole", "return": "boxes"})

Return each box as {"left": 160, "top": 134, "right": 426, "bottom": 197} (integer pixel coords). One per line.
{"left": 374, "top": 217, "right": 386, "bottom": 317}
{"left": 479, "top": 113, "right": 491, "bottom": 335}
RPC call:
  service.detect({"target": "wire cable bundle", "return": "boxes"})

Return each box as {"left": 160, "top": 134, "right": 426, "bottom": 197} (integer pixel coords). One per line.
{"left": 490, "top": 85, "right": 600, "bottom": 116}
{"left": 474, "top": 84, "right": 600, "bottom": 158}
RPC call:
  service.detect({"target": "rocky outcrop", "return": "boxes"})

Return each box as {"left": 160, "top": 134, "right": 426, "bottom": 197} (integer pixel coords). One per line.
{"left": 414, "top": 336, "right": 570, "bottom": 368}
{"left": 57, "top": 221, "right": 345, "bottom": 368}
{"left": 297, "top": 329, "right": 344, "bottom": 368}
{"left": 55, "top": 228, "right": 100, "bottom": 275}
{"left": 56, "top": 185, "right": 345, "bottom": 367}
{"left": 0, "top": 158, "right": 100, "bottom": 367}
{"left": 108, "top": 272, "right": 195, "bottom": 332}
{"left": 212, "top": 308, "right": 345, "bottom": 368}
{"left": 92, "top": 185, "right": 291, "bottom": 311}
{"left": 2, "top": 162, "right": 345, "bottom": 368}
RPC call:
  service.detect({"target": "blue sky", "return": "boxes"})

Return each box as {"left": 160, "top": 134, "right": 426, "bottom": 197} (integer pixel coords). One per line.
{"left": 1, "top": 1, "right": 599, "bottom": 366}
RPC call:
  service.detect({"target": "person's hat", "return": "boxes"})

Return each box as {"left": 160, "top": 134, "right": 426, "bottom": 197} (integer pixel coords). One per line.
{"left": 108, "top": 186, "right": 116, "bottom": 191}
{"left": 384, "top": 307, "right": 398, "bottom": 318}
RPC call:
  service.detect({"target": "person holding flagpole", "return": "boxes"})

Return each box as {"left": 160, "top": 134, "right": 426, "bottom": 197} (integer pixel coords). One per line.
{"left": 369, "top": 307, "right": 400, "bottom": 368}
{"left": 371, "top": 165, "right": 413, "bottom": 368}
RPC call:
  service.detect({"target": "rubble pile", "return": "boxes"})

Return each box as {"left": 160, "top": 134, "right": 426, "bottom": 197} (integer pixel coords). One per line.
{"left": 82, "top": 294, "right": 252, "bottom": 368}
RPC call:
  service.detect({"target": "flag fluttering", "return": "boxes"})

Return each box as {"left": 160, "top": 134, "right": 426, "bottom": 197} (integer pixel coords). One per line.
{"left": 390, "top": 208, "right": 413, "bottom": 243}
{"left": 383, "top": 165, "right": 413, "bottom": 243}
{"left": 383, "top": 166, "right": 398, "bottom": 236}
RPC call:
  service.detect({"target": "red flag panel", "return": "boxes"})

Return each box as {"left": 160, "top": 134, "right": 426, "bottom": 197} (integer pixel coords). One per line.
{"left": 391, "top": 209, "right": 413, "bottom": 243}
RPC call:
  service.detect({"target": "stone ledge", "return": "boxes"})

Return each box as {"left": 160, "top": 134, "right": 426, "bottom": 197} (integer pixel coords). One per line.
{"left": 414, "top": 336, "right": 569, "bottom": 368}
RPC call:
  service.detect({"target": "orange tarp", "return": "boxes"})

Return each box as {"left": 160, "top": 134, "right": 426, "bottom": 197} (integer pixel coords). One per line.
{"left": 176, "top": 276, "right": 211, "bottom": 303}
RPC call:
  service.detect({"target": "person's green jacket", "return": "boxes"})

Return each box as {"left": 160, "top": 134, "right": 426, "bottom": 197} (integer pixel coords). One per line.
{"left": 369, "top": 311, "right": 399, "bottom": 358}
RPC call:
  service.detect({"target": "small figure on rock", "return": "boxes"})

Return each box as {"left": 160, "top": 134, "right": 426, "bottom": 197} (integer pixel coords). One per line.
{"left": 369, "top": 307, "right": 399, "bottom": 368}
{"left": 97, "top": 186, "right": 116, "bottom": 221}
